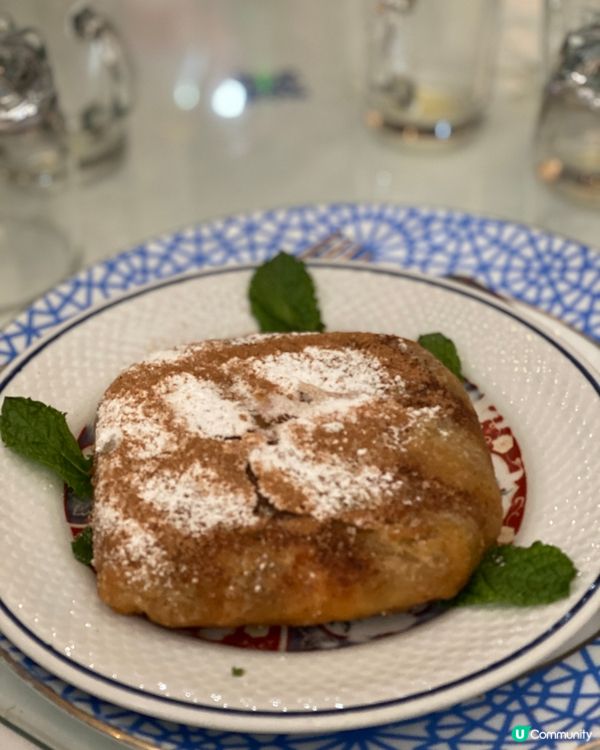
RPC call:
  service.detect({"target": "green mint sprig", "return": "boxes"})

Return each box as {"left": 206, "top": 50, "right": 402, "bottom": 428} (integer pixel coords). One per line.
{"left": 249, "top": 252, "right": 324, "bottom": 333}
{"left": 71, "top": 526, "right": 94, "bottom": 566}
{"left": 452, "top": 541, "right": 577, "bottom": 607}
{"left": 418, "top": 332, "right": 463, "bottom": 379}
{"left": 0, "top": 397, "right": 93, "bottom": 499}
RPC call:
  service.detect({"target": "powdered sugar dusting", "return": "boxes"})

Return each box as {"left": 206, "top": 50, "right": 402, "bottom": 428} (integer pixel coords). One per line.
{"left": 226, "top": 332, "right": 311, "bottom": 346}
{"left": 252, "top": 346, "right": 388, "bottom": 399}
{"left": 250, "top": 421, "right": 401, "bottom": 519}
{"left": 143, "top": 347, "right": 192, "bottom": 365}
{"left": 407, "top": 405, "right": 441, "bottom": 424}
{"left": 388, "top": 405, "right": 442, "bottom": 447}
{"left": 93, "top": 503, "right": 170, "bottom": 586}
{"left": 162, "top": 372, "right": 253, "bottom": 438}
{"left": 235, "top": 345, "right": 396, "bottom": 421}
{"left": 138, "top": 463, "right": 257, "bottom": 533}
{"left": 95, "top": 396, "right": 174, "bottom": 459}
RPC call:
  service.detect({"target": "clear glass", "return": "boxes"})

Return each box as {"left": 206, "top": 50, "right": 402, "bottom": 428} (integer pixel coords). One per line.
{"left": 365, "top": 0, "right": 500, "bottom": 144}
{"left": 0, "top": 9, "right": 81, "bottom": 313}
{"left": 0, "top": 17, "right": 69, "bottom": 186}
{"left": 0, "top": 0, "right": 133, "bottom": 188}
{"left": 535, "top": 0, "right": 600, "bottom": 204}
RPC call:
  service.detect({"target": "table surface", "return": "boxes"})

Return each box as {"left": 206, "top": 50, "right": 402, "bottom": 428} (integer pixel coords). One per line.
{"left": 0, "top": 1, "right": 599, "bottom": 748}
{"left": 0, "top": 0, "right": 598, "bottom": 289}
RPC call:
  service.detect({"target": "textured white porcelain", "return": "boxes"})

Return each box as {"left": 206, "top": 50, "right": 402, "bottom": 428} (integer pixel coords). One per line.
{"left": 0, "top": 264, "right": 598, "bottom": 733}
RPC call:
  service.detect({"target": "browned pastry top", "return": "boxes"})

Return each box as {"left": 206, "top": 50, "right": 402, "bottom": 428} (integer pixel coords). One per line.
{"left": 92, "top": 332, "right": 502, "bottom": 626}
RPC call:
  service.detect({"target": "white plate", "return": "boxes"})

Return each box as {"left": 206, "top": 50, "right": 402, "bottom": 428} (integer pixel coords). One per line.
{"left": 0, "top": 263, "right": 598, "bottom": 734}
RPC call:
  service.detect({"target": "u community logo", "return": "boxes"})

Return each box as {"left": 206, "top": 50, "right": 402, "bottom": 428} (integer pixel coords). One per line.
{"left": 511, "top": 725, "right": 593, "bottom": 743}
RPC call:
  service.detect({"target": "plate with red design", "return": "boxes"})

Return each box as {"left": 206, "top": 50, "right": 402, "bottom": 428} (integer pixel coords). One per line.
{"left": 0, "top": 262, "right": 598, "bottom": 734}
{"left": 64, "top": 379, "right": 526, "bottom": 654}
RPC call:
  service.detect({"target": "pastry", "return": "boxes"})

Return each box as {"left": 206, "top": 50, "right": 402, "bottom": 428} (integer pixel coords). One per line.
{"left": 92, "top": 332, "right": 502, "bottom": 627}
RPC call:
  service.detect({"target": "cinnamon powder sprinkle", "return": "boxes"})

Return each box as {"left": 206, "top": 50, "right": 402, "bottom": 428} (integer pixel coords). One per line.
{"left": 92, "top": 333, "right": 469, "bottom": 579}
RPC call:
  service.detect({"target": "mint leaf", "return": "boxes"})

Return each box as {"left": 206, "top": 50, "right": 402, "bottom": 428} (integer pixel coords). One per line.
{"left": 231, "top": 666, "right": 246, "bottom": 677}
{"left": 0, "top": 397, "right": 93, "bottom": 499}
{"left": 418, "top": 332, "right": 463, "bottom": 379}
{"left": 71, "top": 526, "right": 93, "bottom": 566}
{"left": 453, "top": 542, "right": 577, "bottom": 606}
{"left": 249, "top": 252, "right": 324, "bottom": 333}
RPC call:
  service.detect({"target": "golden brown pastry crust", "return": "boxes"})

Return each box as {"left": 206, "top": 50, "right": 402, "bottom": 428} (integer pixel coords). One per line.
{"left": 92, "top": 332, "right": 502, "bottom": 627}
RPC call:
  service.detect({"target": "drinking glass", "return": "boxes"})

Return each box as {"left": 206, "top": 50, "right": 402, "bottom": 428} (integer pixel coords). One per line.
{"left": 365, "top": 0, "right": 500, "bottom": 144}
{"left": 0, "top": 1, "right": 133, "bottom": 187}
{"left": 0, "top": 16, "right": 77, "bottom": 312}
{"left": 534, "top": 0, "right": 600, "bottom": 204}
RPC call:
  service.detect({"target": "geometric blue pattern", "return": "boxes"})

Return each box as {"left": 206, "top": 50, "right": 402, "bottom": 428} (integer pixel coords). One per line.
{"left": 1, "top": 203, "right": 599, "bottom": 367}
{"left": 1, "top": 633, "right": 598, "bottom": 749}
{"left": 1, "top": 203, "right": 599, "bottom": 747}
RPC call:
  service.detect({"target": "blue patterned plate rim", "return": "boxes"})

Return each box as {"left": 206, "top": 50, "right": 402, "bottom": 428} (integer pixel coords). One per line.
{"left": 1, "top": 202, "right": 599, "bottom": 367}
{"left": 0, "top": 261, "right": 598, "bottom": 733}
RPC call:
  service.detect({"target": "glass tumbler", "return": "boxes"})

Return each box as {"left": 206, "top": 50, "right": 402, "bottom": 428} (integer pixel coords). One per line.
{"left": 365, "top": 0, "right": 500, "bottom": 144}
{"left": 535, "top": 0, "right": 600, "bottom": 204}
{"left": 0, "top": 1, "right": 133, "bottom": 187}
{"left": 0, "top": 16, "right": 79, "bottom": 312}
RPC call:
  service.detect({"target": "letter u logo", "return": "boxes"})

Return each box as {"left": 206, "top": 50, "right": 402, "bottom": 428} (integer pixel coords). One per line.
{"left": 511, "top": 725, "right": 531, "bottom": 742}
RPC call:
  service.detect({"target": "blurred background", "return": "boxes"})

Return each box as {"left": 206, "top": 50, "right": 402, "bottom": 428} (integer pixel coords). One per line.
{"left": 0, "top": 0, "right": 598, "bottom": 316}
